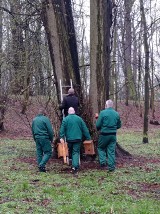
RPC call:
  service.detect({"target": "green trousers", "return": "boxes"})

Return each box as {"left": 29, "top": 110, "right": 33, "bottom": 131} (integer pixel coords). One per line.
{"left": 97, "top": 135, "right": 116, "bottom": 170}
{"left": 35, "top": 138, "right": 52, "bottom": 168}
{"left": 68, "top": 142, "right": 81, "bottom": 169}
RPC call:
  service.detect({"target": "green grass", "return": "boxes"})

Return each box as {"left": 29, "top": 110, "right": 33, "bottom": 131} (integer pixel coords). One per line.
{"left": 0, "top": 131, "right": 160, "bottom": 214}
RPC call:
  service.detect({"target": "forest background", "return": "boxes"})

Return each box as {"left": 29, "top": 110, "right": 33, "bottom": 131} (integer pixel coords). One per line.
{"left": 0, "top": 0, "right": 160, "bottom": 142}
{"left": 0, "top": 1, "right": 160, "bottom": 213}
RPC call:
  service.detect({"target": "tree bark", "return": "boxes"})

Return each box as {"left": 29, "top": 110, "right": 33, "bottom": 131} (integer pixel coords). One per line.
{"left": 10, "top": 0, "right": 25, "bottom": 94}
{"left": 41, "top": 0, "right": 81, "bottom": 104}
{"left": 140, "top": 0, "right": 149, "bottom": 144}
{"left": 103, "top": 0, "right": 112, "bottom": 100}
{"left": 124, "top": 0, "right": 136, "bottom": 105}
{"left": 90, "top": 0, "right": 113, "bottom": 113}
{"left": 90, "top": 0, "right": 99, "bottom": 115}
{"left": 0, "top": 0, "right": 5, "bottom": 131}
{"left": 0, "top": 0, "right": 2, "bottom": 94}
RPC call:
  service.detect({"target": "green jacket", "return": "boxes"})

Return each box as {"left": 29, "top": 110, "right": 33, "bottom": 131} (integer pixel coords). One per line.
{"left": 96, "top": 108, "right": 121, "bottom": 134}
{"left": 32, "top": 114, "right": 54, "bottom": 142}
{"left": 60, "top": 114, "right": 91, "bottom": 142}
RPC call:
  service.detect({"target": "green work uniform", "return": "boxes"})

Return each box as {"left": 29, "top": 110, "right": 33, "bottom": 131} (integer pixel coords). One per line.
{"left": 32, "top": 114, "right": 54, "bottom": 168}
{"left": 60, "top": 114, "right": 91, "bottom": 169}
{"left": 96, "top": 107, "right": 121, "bottom": 170}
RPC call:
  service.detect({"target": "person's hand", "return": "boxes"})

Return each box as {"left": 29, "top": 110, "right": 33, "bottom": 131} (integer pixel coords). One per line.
{"left": 95, "top": 113, "right": 99, "bottom": 119}
{"left": 60, "top": 138, "right": 64, "bottom": 143}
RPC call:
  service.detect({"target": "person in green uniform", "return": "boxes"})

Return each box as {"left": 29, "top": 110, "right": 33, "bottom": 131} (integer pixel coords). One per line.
{"left": 96, "top": 100, "right": 121, "bottom": 172}
{"left": 60, "top": 107, "right": 91, "bottom": 173}
{"left": 32, "top": 108, "right": 54, "bottom": 172}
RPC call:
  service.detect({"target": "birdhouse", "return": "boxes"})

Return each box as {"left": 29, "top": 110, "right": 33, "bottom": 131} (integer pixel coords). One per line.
{"left": 83, "top": 140, "right": 95, "bottom": 155}
{"left": 57, "top": 141, "right": 69, "bottom": 164}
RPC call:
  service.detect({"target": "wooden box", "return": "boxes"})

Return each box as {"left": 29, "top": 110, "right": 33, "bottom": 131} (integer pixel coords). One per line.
{"left": 83, "top": 140, "right": 95, "bottom": 155}
{"left": 57, "top": 142, "right": 69, "bottom": 164}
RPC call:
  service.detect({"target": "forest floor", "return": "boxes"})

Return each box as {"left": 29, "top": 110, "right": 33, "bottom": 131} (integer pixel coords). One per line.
{"left": 0, "top": 136, "right": 160, "bottom": 213}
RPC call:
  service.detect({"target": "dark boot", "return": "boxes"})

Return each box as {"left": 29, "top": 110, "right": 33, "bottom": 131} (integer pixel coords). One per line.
{"left": 100, "top": 164, "right": 107, "bottom": 170}
{"left": 39, "top": 166, "right": 46, "bottom": 172}
{"left": 108, "top": 168, "right": 115, "bottom": 172}
{"left": 71, "top": 167, "right": 78, "bottom": 175}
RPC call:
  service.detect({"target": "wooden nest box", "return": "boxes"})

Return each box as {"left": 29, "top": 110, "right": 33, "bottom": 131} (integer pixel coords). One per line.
{"left": 57, "top": 140, "right": 69, "bottom": 164}
{"left": 83, "top": 140, "right": 95, "bottom": 155}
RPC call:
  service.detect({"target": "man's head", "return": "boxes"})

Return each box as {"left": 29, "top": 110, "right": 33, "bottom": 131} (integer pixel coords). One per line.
{"left": 68, "top": 88, "right": 74, "bottom": 94}
{"left": 105, "top": 99, "right": 113, "bottom": 108}
{"left": 68, "top": 107, "right": 75, "bottom": 114}
{"left": 38, "top": 108, "right": 47, "bottom": 115}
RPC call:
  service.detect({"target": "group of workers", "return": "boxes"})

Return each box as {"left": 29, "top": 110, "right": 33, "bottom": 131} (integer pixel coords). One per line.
{"left": 32, "top": 88, "right": 121, "bottom": 174}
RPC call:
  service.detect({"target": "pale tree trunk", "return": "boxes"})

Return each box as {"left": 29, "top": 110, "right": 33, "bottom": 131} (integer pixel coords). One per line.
{"left": 90, "top": 0, "right": 99, "bottom": 115}
{"left": 44, "top": 33, "right": 52, "bottom": 97}
{"left": 149, "top": 9, "right": 155, "bottom": 119}
{"left": 90, "top": 0, "right": 112, "bottom": 113}
{"left": 94, "top": 0, "right": 105, "bottom": 110}
{"left": 124, "top": 0, "right": 136, "bottom": 105}
{"left": 110, "top": 4, "right": 118, "bottom": 105}
{"left": 32, "top": 20, "right": 46, "bottom": 96}
{"left": 140, "top": 0, "right": 149, "bottom": 144}
{"left": 44, "top": 34, "right": 54, "bottom": 97}
{"left": 10, "top": 0, "right": 25, "bottom": 94}
{"left": 21, "top": 21, "right": 31, "bottom": 114}
{"left": 41, "top": 0, "right": 62, "bottom": 102}
{"left": 150, "top": 47, "right": 155, "bottom": 119}
{"left": 149, "top": 32, "right": 155, "bottom": 120}
{"left": 0, "top": 0, "right": 2, "bottom": 94}
{"left": 110, "top": 26, "right": 117, "bottom": 101}
{"left": 0, "top": 0, "right": 5, "bottom": 131}
{"left": 41, "top": 0, "right": 81, "bottom": 104}
{"left": 132, "top": 22, "right": 138, "bottom": 105}
{"left": 137, "top": 30, "right": 143, "bottom": 117}
{"left": 103, "top": 0, "right": 112, "bottom": 100}
{"left": 36, "top": 20, "right": 45, "bottom": 96}
{"left": 90, "top": 0, "right": 131, "bottom": 157}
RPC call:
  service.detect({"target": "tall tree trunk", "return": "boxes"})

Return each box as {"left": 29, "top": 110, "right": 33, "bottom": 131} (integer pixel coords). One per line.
{"left": 64, "top": 0, "right": 81, "bottom": 88}
{"left": 21, "top": 21, "right": 31, "bottom": 114}
{"left": 132, "top": 22, "right": 138, "bottom": 105}
{"left": 90, "top": 0, "right": 99, "bottom": 115}
{"left": 90, "top": 0, "right": 113, "bottom": 113}
{"left": 36, "top": 20, "right": 45, "bottom": 96}
{"left": 10, "top": 0, "right": 25, "bottom": 94}
{"left": 41, "top": 0, "right": 81, "bottom": 104}
{"left": 103, "top": 0, "right": 112, "bottom": 100}
{"left": 41, "top": 0, "right": 63, "bottom": 103}
{"left": 149, "top": 38, "right": 155, "bottom": 119}
{"left": 137, "top": 29, "right": 143, "bottom": 117}
{"left": 0, "top": 0, "right": 2, "bottom": 94}
{"left": 0, "top": 0, "right": 4, "bottom": 131}
{"left": 124, "top": 0, "right": 136, "bottom": 105}
{"left": 149, "top": 13, "right": 155, "bottom": 119}
{"left": 140, "top": 0, "right": 149, "bottom": 144}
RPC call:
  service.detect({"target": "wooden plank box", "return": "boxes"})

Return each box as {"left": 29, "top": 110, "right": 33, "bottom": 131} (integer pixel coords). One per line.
{"left": 83, "top": 140, "right": 95, "bottom": 155}
{"left": 57, "top": 142, "right": 69, "bottom": 164}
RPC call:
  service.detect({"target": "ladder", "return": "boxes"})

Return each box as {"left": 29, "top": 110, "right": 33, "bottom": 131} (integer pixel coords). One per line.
{"left": 60, "top": 79, "right": 73, "bottom": 103}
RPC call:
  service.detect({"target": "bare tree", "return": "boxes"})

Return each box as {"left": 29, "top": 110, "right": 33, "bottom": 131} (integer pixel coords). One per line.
{"left": 140, "top": 0, "right": 149, "bottom": 144}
